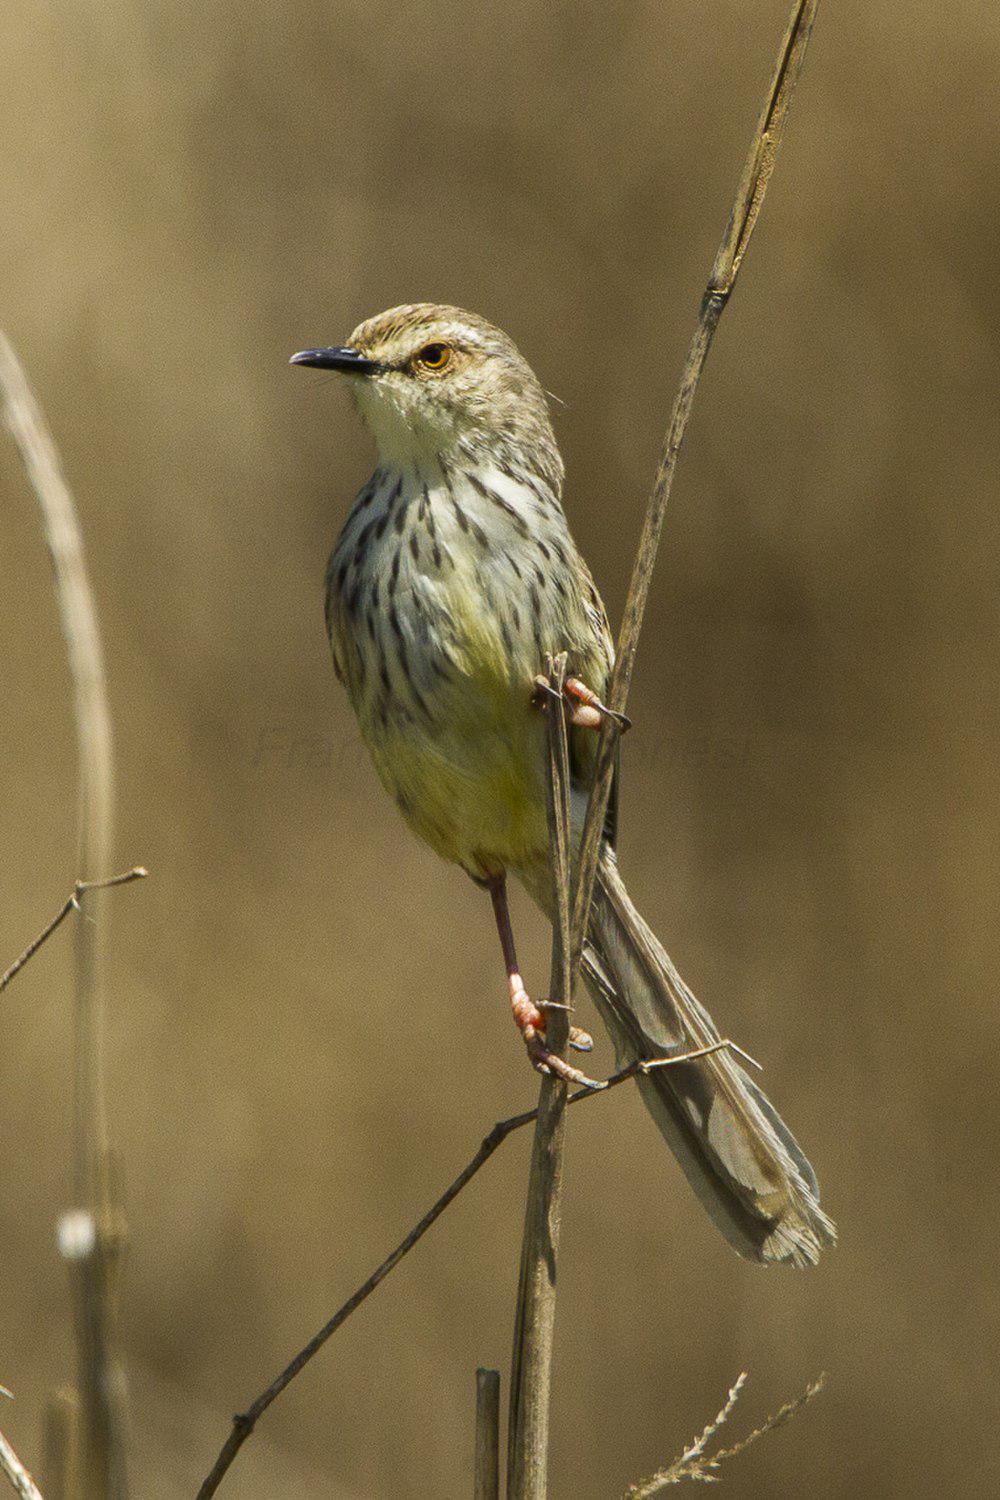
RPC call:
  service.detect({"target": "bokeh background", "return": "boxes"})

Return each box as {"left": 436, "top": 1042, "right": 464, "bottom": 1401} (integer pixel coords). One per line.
{"left": 2, "top": 2, "right": 998, "bottom": 1495}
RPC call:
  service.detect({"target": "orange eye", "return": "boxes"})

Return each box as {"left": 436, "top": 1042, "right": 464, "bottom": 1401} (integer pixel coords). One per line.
{"left": 414, "top": 342, "right": 452, "bottom": 372}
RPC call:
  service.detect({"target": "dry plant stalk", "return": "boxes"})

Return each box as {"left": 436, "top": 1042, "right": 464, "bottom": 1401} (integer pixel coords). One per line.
{"left": 474, "top": 1369, "right": 501, "bottom": 1500}
{"left": 0, "top": 334, "right": 130, "bottom": 1500}
{"left": 506, "top": 655, "right": 574, "bottom": 1500}
{"left": 197, "top": 2, "right": 822, "bottom": 1493}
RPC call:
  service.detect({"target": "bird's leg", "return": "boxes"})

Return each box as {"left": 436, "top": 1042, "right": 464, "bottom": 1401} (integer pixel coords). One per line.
{"left": 564, "top": 676, "right": 633, "bottom": 731}
{"left": 532, "top": 674, "right": 632, "bottom": 732}
{"left": 487, "top": 875, "right": 599, "bottom": 1086}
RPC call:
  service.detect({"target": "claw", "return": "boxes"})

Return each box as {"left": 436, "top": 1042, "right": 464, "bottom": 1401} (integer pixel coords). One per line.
{"left": 523, "top": 1029, "right": 604, "bottom": 1089}
{"left": 490, "top": 876, "right": 603, "bottom": 1089}
{"left": 532, "top": 674, "right": 559, "bottom": 706}
{"left": 537, "top": 999, "right": 593, "bottom": 1051}
{"left": 510, "top": 975, "right": 601, "bottom": 1085}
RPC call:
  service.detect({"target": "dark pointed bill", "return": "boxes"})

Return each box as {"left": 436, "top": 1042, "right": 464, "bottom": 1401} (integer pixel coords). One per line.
{"left": 289, "top": 346, "right": 382, "bottom": 375}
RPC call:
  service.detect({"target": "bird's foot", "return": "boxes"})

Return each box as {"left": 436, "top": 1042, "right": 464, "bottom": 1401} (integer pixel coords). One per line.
{"left": 509, "top": 973, "right": 602, "bottom": 1088}
{"left": 532, "top": 674, "right": 632, "bottom": 733}
{"left": 537, "top": 1000, "right": 595, "bottom": 1053}
{"left": 565, "top": 676, "right": 632, "bottom": 732}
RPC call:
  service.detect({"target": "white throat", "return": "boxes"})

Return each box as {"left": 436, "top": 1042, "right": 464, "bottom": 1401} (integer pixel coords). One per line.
{"left": 353, "top": 382, "right": 466, "bottom": 474}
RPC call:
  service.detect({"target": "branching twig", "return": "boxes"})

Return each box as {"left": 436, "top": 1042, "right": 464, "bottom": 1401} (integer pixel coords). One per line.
{"left": 0, "top": 333, "right": 130, "bottom": 1499}
{"left": 194, "top": 1035, "right": 751, "bottom": 1498}
{"left": 193, "top": 1106, "right": 536, "bottom": 1499}
{"left": 623, "top": 1373, "right": 826, "bottom": 1494}
{"left": 1, "top": 870, "right": 147, "bottom": 996}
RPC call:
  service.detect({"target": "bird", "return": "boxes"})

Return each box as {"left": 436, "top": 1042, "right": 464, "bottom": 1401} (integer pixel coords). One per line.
{"left": 291, "top": 303, "right": 835, "bottom": 1267}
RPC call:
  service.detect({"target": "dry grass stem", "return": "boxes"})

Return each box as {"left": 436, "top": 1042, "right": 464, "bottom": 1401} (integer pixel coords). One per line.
{"left": 623, "top": 1373, "right": 826, "bottom": 1495}
{"left": 0, "top": 333, "right": 130, "bottom": 1498}
{"left": 0, "top": 332, "right": 114, "bottom": 1200}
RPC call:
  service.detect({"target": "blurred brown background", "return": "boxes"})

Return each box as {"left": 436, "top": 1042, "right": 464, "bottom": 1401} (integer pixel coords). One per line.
{"left": 2, "top": 2, "right": 998, "bottom": 1495}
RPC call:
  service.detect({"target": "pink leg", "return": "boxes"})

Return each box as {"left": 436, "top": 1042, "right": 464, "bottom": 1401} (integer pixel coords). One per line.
{"left": 564, "top": 676, "right": 632, "bottom": 731}
{"left": 532, "top": 674, "right": 631, "bottom": 732}
{"left": 487, "top": 876, "right": 599, "bottom": 1086}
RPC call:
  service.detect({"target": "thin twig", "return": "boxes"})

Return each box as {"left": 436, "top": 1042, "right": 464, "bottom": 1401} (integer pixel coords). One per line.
{"left": 0, "top": 1428, "right": 45, "bottom": 1500}
{"left": 474, "top": 1369, "right": 501, "bottom": 1500}
{"left": 507, "top": 655, "right": 573, "bottom": 1500}
{"left": 571, "top": 0, "right": 821, "bottom": 981}
{"left": 194, "top": 1036, "right": 750, "bottom": 1498}
{"left": 194, "top": 1106, "right": 536, "bottom": 1499}
{"left": 0, "top": 333, "right": 130, "bottom": 1499}
{"left": 1, "top": 870, "right": 147, "bottom": 995}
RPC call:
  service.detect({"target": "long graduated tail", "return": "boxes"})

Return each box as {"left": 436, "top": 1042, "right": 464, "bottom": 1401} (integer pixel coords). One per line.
{"left": 584, "top": 850, "right": 835, "bottom": 1266}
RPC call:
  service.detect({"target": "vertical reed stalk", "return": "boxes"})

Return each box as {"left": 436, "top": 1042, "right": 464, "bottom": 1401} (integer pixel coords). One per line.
{"left": 0, "top": 334, "right": 129, "bottom": 1500}
{"left": 506, "top": 654, "right": 573, "bottom": 1499}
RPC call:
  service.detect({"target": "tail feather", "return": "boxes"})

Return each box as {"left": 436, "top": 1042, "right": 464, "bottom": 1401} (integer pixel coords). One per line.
{"left": 585, "top": 851, "right": 835, "bottom": 1267}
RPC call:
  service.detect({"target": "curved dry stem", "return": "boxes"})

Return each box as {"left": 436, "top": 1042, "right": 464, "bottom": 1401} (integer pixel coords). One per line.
{"left": 0, "top": 333, "right": 129, "bottom": 1498}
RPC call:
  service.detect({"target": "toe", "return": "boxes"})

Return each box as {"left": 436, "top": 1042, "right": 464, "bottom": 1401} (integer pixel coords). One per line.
{"left": 568, "top": 1025, "right": 594, "bottom": 1053}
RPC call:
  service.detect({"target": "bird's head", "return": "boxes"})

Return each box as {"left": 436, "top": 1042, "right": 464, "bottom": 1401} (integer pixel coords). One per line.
{"left": 291, "top": 302, "right": 562, "bottom": 486}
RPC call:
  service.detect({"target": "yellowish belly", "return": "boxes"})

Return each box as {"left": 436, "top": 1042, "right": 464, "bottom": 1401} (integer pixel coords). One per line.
{"left": 363, "top": 640, "right": 552, "bottom": 880}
